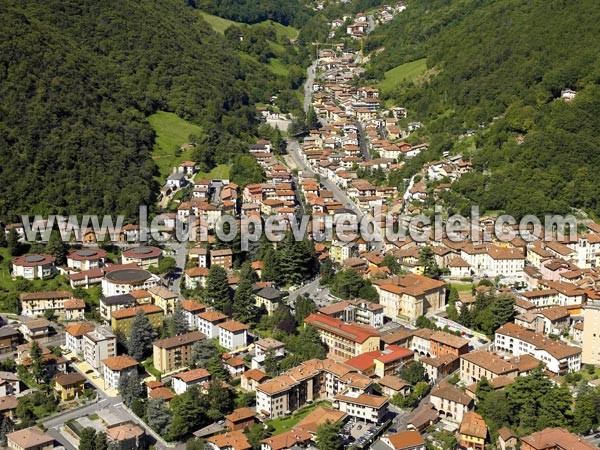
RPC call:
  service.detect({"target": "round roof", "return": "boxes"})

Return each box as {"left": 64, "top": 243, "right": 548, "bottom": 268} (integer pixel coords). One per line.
{"left": 77, "top": 249, "right": 97, "bottom": 257}
{"left": 25, "top": 255, "right": 45, "bottom": 263}
{"left": 105, "top": 268, "right": 152, "bottom": 284}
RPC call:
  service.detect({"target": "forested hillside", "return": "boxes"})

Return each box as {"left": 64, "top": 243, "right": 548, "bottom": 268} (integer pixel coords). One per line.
{"left": 366, "top": 0, "right": 600, "bottom": 218}
{"left": 0, "top": 0, "right": 281, "bottom": 220}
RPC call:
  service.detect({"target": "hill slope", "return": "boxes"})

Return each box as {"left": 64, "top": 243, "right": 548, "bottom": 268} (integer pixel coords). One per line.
{"left": 367, "top": 0, "right": 600, "bottom": 218}
{"left": 0, "top": 0, "right": 274, "bottom": 220}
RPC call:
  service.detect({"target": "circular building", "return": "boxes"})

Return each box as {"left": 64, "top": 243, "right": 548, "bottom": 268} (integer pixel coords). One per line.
{"left": 67, "top": 248, "right": 107, "bottom": 271}
{"left": 101, "top": 267, "right": 161, "bottom": 297}
{"left": 12, "top": 254, "right": 57, "bottom": 280}
{"left": 121, "top": 246, "right": 163, "bottom": 269}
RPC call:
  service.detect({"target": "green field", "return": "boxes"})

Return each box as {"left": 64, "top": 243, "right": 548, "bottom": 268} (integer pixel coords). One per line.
{"left": 195, "top": 164, "right": 231, "bottom": 181}
{"left": 147, "top": 111, "right": 203, "bottom": 179}
{"left": 198, "top": 11, "right": 238, "bottom": 34}
{"left": 268, "top": 58, "right": 290, "bottom": 76}
{"left": 378, "top": 58, "right": 428, "bottom": 92}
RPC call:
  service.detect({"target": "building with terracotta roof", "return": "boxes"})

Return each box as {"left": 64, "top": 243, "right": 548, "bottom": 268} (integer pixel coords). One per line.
{"left": 497, "top": 427, "right": 518, "bottom": 450}
{"left": 459, "top": 412, "right": 488, "bottom": 450}
{"left": 7, "top": 426, "right": 54, "bottom": 450}
{"left": 224, "top": 356, "right": 246, "bottom": 378}
{"left": 121, "top": 246, "right": 163, "bottom": 269}
{"left": 12, "top": 254, "right": 57, "bottom": 280}
{"left": 260, "top": 429, "right": 313, "bottom": 450}
{"left": 521, "top": 427, "right": 597, "bottom": 450}
{"left": 218, "top": 320, "right": 249, "bottom": 351}
{"left": 152, "top": 330, "right": 206, "bottom": 373}
{"left": 206, "top": 431, "right": 251, "bottom": 450}
{"left": 381, "top": 430, "right": 426, "bottom": 450}
{"left": 211, "top": 248, "right": 233, "bottom": 271}
{"left": 19, "top": 318, "right": 51, "bottom": 342}
{"left": 65, "top": 322, "right": 96, "bottom": 354}
{"left": 172, "top": 368, "right": 211, "bottom": 394}
{"left": 494, "top": 323, "right": 581, "bottom": 375}
{"left": 107, "top": 423, "right": 146, "bottom": 450}
{"left": 459, "top": 351, "right": 520, "bottom": 384}
{"left": 0, "top": 395, "right": 18, "bottom": 420}
{"left": 197, "top": 310, "right": 229, "bottom": 339}
{"left": 19, "top": 290, "right": 73, "bottom": 317}
{"left": 148, "top": 386, "right": 175, "bottom": 403}
{"left": 344, "top": 345, "right": 413, "bottom": 377}
{"left": 293, "top": 407, "right": 346, "bottom": 435}
{"left": 180, "top": 299, "right": 206, "bottom": 330}
{"left": 420, "top": 354, "right": 460, "bottom": 382}
{"left": 430, "top": 382, "right": 473, "bottom": 423}
{"left": 102, "top": 355, "right": 139, "bottom": 389}
{"left": 225, "top": 407, "right": 256, "bottom": 431}
{"left": 429, "top": 331, "right": 469, "bottom": 357}
{"left": 110, "top": 304, "right": 164, "bottom": 335}
{"left": 319, "top": 298, "right": 385, "bottom": 328}
{"left": 304, "top": 313, "right": 380, "bottom": 361}
{"left": 333, "top": 392, "right": 389, "bottom": 422}
{"left": 378, "top": 375, "right": 411, "bottom": 398}
{"left": 67, "top": 248, "right": 107, "bottom": 271}
{"left": 376, "top": 273, "right": 446, "bottom": 324}
{"left": 148, "top": 286, "right": 178, "bottom": 315}
{"left": 241, "top": 368, "right": 269, "bottom": 392}
{"left": 0, "top": 327, "right": 19, "bottom": 356}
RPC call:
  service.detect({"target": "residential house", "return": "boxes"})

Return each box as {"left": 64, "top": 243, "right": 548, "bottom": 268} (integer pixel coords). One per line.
{"left": 378, "top": 375, "right": 411, "bottom": 398}
{"left": 184, "top": 266, "right": 210, "bottom": 289}
{"left": 429, "top": 382, "right": 473, "bottom": 423}
{"left": 225, "top": 407, "right": 256, "bottom": 432}
{"left": 53, "top": 372, "right": 86, "bottom": 401}
{"left": 0, "top": 372, "right": 20, "bottom": 396}
{"left": 319, "top": 299, "right": 384, "bottom": 328}
{"left": 110, "top": 305, "right": 164, "bottom": 336}
{"left": 19, "top": 291, "right": 73, "bottom": 317}
{"left": 148, "top": 286, "right": 179, "bottom": 315}
{"left": 497, "top": 428, "right": 518, "bottom": 450}
{"left": 121, "top": 246, "right": 163, "bottom": 269}
{"left": 189, "top": 246, "right": 210, "bottom": 267}
{"left": 180, "top": 300, "right": 206, "bottom": 330}
{"left": 241, "top": 369, "right": 269, "bottom": 392}
{"left": 107, "top": 423, "right": 146, "bottom": 450}
{"left": 253, "top": 286, "right": 283, "bottom": 316}
{"left": 99, "top": 293, "right": 136, "bottom": 321}
{"left": 219, "top": 321, "right": 249, "bottom": 351}
{"left": 102, "top": 355, "right": 139, "bottom": 390}
{"left": 211, "top": 248, "right": 233, "bottom": 271}
{"left": 494, "top": 323, "right": 581, "bottom": 375}
{"left": 152, "top": 330, "right": 206, "bottom": 373}
{"left": 65, "top": 322, "right": 95, "bottom": 355}
{"left": 260, "top": 430, "right": 312, "bottom": 450}
{"left": 381, "top": 431, "right": 426, "bottom": 450}
{"left": 206, "top": 431, "right": 251, "bottom": 450}
{"left": 67, "top": 249, "right": 106, "bottom": 271}
{"left": 521, "top": 427, "right": 597, "bottom": 450}
{"left": 429, "top": 331, "right": 469, "bottom": 357}
{"left": 333, "top": 392, "right": 388, "bottom": 422}
{"left": 19, "top": 319, "right": 51, "bottom": 342}
{"left": 7, "top": 426, "right": 55, "bottom": 450}
{"left": 0, "top": 328, "right": 20, "bottom": 355}
{"left": 459, "top": 412, "right": 488, "bottom": 450}
{"left": 83, "top": 326, "right": 117, "bottom": 370}
{"left": 172, "top": 368, "right": 211, "bottom": 394}
{"left": 224, "top": 356, "right": 246, "bottom": 378}
{"left": 197, "top": 310, "right": 229, "bottom": 339}
{"left": 12, "top": 254, "right": 57, "bottom": 280}
{"left": 420, "top": 354, "right": 460, "bottom": 383}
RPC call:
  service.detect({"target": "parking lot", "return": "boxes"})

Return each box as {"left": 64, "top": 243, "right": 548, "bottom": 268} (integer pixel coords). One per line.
{"left": 339, "top": 416, "right": 391, "bottom": 448}
{"left": 61, "top": 348, "right": 119, "bottom": 397}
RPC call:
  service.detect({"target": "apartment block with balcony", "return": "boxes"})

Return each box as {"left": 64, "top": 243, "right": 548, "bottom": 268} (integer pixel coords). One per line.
{"left": 83, "top": 326, "right": 117, "bottom": 370}
{"left": 152, "top": 330, "right": 206, "bottom": 373}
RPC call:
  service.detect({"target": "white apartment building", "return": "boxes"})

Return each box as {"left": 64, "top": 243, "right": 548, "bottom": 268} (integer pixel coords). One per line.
{"left": 83, "top": 327, "right": 117, "bottom": 370}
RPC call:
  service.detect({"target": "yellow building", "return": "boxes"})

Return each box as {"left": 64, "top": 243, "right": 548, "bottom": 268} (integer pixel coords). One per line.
{"left": 459, "top": 412, "right": 488, "bottom": 450}
{"left": 583, "top": 299, "right": 600, "bottom": 364}
{"left": 148, "top": 286, "right": 178, "bottom": 315}
{"left": 152, "top": 330, "right": 206, "bottom": 373}
{"left": 304, "top": 313, "right": 380, "bottom": 360}
{"left": 111, "top": 304, "right": 164, "bottom": 336}
{"left": 53, "top": 372, "right": 86, "bottom": 401}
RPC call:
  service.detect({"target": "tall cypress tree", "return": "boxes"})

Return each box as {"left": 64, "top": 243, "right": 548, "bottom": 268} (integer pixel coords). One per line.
{"left": 205, "top": 265, "right": 231, "bottom": 313}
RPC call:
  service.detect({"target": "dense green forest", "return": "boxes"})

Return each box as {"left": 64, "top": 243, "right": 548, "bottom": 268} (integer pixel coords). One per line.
{"left": 365, "top": 0, "right": 600, "bottom": 218}
{"left": 0, "top": 0, "right": 292, "bottom": 220}
{"left": 191, "top": 0, "right": 310, "bottom": 27}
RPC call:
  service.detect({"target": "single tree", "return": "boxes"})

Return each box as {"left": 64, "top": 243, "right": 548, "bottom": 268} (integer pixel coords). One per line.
{"left": 295, "top": 295, "right": 317, "bottom": 323}
{"left": 263, "top": 347, "right": 279, "bottom": 377}
{"left": 127, "top": 310, "right": 156, "bottom": 360}
{"left": 158, "top": 256, "right": 177, "bottom": 276}
{"left": 0, "top": 225, "right": 7, "bottom": 248}
{"left": 30, "top": 340, "right": 47, "bottom": 384}
{"left": 191, "top": 339, "right": 220, "bottom": 368}
{"left": 79, "top": 427, "right": 97, "bottom": 450}
{"left": 233, "top": 277, "right": 257, "bottom": 323}
{"left": 118, "top": 370, "right": 146, "bottom": 408}
{"left": 306, "top": 105, "right": 320, "bottom": 131}
{"left": 7, "top": 228, "right": 19, "bottom": 256}
{"left": 146, "top": 398, "right": 171, "bottom": 436}
{"left": 46, "top": 230, "right": 66, "bottom": 265}
{"left": 172, "top": 303, "right": 188, "bottom": 335}
{"left": 205, "top": 265, "right": 231, "bottom": 313}
{"left": 0, "top": 415, "right": 13, "bottom": 447}
{"left": 315, "top": 421, "right": 343, "bottom": 450}
{"left": 94, "top": 432, "right": 108, "bottom": 450}
{"left": 399, "top": 361, "right": 427, "bottom": 384}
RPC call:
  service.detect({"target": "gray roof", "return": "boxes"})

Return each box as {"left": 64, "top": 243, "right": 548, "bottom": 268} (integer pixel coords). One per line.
{"left": 255, "top": 286, "right": 282, "bottom": 300}
{"left": 100, "top": 293, "right": 135, "bottom": 306}
{"left": 0, "top": 327, "right": 19, "bottom": 338}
